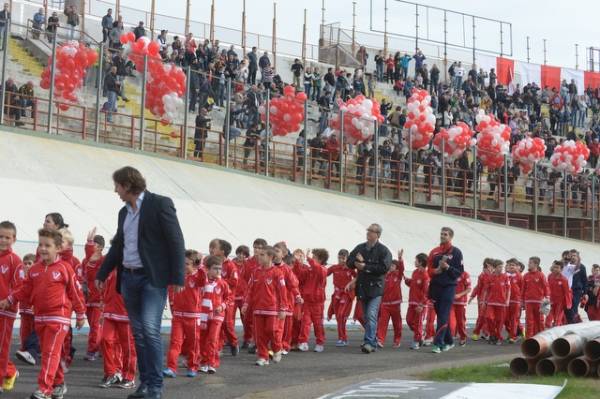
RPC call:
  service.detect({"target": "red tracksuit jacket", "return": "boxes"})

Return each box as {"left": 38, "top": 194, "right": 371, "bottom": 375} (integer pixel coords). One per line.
{"left": 82, "top": 242, "right": 104, "bottom": 308}
{"left": 0, "top": 248, "right": 23, "bottom": 319}
{"left": 328, "top": 264, "right": 356, "bottom": 300}
{"left": 382, "top": 269, "right": 403, "bottom": 305}
{"left": 293, "top": 258, "right": 327, "bottom": 304}
{"left": 275, "top": 262, "right": 300, "bottom": 313}
{"left": 548, "top": 273, "right": 572, "bottom": 308}
{"left": 487, "top": 273, "right": 510, "bottom": 306}
{"left": 200, "top": 277, "right": 232, "bottom": 323}
{"left": 102, "top": 270, "right": 129, "bottom": 321}
{"left": 236, "top": 256, "right": 259, "bottom": 302}
{"left": 522, "top": 270, "right": 550, "bottom": 304}
{"left": 507, "top": 272, "right": 523, "bottom": 305}
{"left": 405, "top": 269, "right": 429, "bottom": 306}
{"left": 9, "top": 258, "right": 86, "bottom": 325}
{"left": 244, "top": 265, "right": 286, "bottom": 316}
{"left": 169, "top": 269, "right": 206, "bottom": 318}
{"left": 453, "top": 271, "right": 471, "bottom": 305}
{"left": 469, "top": 272, "right": 491, "bottom": 303}
{"left": 221, "top": 259, "right": 239, "bottom": 305}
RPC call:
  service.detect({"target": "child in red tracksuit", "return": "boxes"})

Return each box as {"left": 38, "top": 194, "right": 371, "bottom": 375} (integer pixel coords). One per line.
{"left": 522, "top": 256, "right": 549, "bottom": 339}
{"left": 233, "top": 245, "right": 250, "bottom": 348}
{"left": 546, "top": 260, "right": 572, "bottom": 328}
{"left": 99, "top": 269, "right": 136, "bottom": 389}
{"left": 199, "top": 255, "right": 232, "bottom": 374}
{"left": 468, "top": 259, "right": 493, "bottom": 340}
{"left": 452, "top": 270, "right": 471, "bottom": 346}
{"left": 164, "top": 250, "right": 205, "bottom": 378}
{"left": 376, "top": 253, "right": 405, "bottom": 348}
{"left": 81, "top": 228, "right": 106, "bottom": 362}
{"left": 486, "top": 259, "right": 510, "bottom": 345}
{"left": 242, "top": 246, "right": 286, "bottom": 366}
{"left": 295, "top": 248, "right": 328, "bottom": 353}
{"left": 18, "top": 254, "right": 36, "bottom": 357}
{"left": 240, "top": 238, "right": 267, "bottom": 353}
{"left": 405, "top": 253, "right": 429, "bottom": 350}
{"left": 327, "top": 249, "right": 356, "bottom": 347}
{"left": 211, "top": 239, "right": 239, "bottom": 355}
{"left": 0, "top": 221, "right": 23, "bottom": 394}
{"left": 505, "top": 259, "right": 523, "bottom": 343}
{"left": 273, "top": 243, "right": 302, "bottom": 354}
{"left": 423, "top": 302, "right": 436, "bottom": 346}
{"left": 586, "top": 264, "right": 600, "bottom": 321}
{"left": 2, "top": 228, "right": 86, "bottom": 399}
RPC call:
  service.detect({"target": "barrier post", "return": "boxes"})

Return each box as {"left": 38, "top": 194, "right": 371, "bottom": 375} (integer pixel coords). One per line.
{"left": 225, "top": 77, "right": 232, "bottom": 167}
{"left": 0, "top": 20, "right": 9, "bottom": 124}
{"left": 339, "top": 110, "right": 345, "bottom": 192}
{"left": 408, "top": 128, "right": 414, "bottom": 206}
{"left": 441, "top": 138, "right": 446, "bottom": 213}
{"left": 374, "top": 120, "right": 379, "bottom": 200}
{"left": 504, "top": 154, "right": 509, "bottom": 225}
{"left": 533, "top": 161, "right": 538, "bottom": 231}
{"left": 472, "top": 146, "right": 478, "bottom": 219}
{"left": 591, "top": 174, "right": 596, "bottom": 242}
{"left": 94, "top": 43, "right": 104, "bottom": 142}
{"left": 46, "top": 29, "right": 58, "bottom": 134}
{"left": 265, "top": 88, "right": 270, "bottom": 176}
{"left": 303, "top": 99, "right": 308, "bottom": 185}
{"left": 563, "top": 170, "right": 568, "bottom": 237}
{"left": 183, "top": 66, "right": 191, "bottom": 159}
{"left": 139, "top": 55, "right": 148, "bottom": 151}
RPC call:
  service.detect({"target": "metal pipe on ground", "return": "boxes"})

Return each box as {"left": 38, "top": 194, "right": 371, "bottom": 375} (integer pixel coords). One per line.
{"left": 551, "top": 333, "right": 588, "bottom": 358}
{"left": 567, "top": 356, "right": 599, "bottom": 377}
{"left": 536, "top": 356, "right": 575, "bottom": 376}
{"left": 510, "top": 357, "right": 539, "bottom": 376}
{"left": 584, "top": 337, "right": 600, "bottom": 361}
{"left": 522, "top": 322, "right": 600, "bottom": 358}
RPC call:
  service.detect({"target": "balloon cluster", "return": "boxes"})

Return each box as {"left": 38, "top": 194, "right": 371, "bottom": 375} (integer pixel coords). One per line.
{"left": 511, "top": 137, "right": 546, "bottom": 174}
{"left": 258, "top": 85, "right": 306, "bottom": 136}
{"left": 475, "top": 110, "right": 511, "bottom": 169}
{"left": 550, "top": 140, "right": 590, "bottom": 174}
{"left": 403, "top": 89, "right": 436, "bottom": 150}
{"left": 40, "top": 41, "right": 98, "bottom": 110}
{"left": 329, "top": 95, "right": 384, "bottom": 144}
{"left": 120, "top": 33, "right": 186, "bottom": 125}
{"left": 432, "top": 122, "right": 475, "bottom": 161}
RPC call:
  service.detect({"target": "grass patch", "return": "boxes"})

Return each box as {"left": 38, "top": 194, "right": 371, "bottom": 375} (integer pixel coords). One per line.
{"left": 424, "top": 363, "right": 600, "bottom": 399}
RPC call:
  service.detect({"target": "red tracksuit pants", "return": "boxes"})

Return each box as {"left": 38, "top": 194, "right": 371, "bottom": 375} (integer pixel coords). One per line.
{"left": 546, "top": 302, "right": 566, "bottom": 328}
{"left": 406, "top": 305, "right": 425, "bottom": 342}
{"left": 253, "top": 314, "right": 281, "bottom": 360}
{"left": 298, "top": 301, "right": 325, "bottom": 345}
{"left": 235, "top": 299, "right": 253, "bottom": 344}
{"left": 275, "top": 315, "right": 294, "bottom": 351}
{"left": 451, "top": 304, "right": 467, "bottom": 341}
{"left": 588, "top": 305, "right": 600, "bottom": 321}
{"left": 505, "top": 302, "right": 521, "bottom": 339}
{"left": 19, "top": 313, "right": 35, "bottom": 351}
{"left": 353, "top": 300, "right": 365, "bottom": 327}
{"left": 0, "top": 315, "right": 17, "bottom": 380}
{"left": 200, "top": 319, "right": 223, "bottom": 368}
{"left": 525, "top": 303, "right": 544, "bottom": 338}
{"left": 376, "top": 303, "right": 402, "bottom": 346}
{"left": 424, "top": 305, "right": 436, "bottom": 340}
{"left": 472, "top": 302, "right": 488, "bottom": 336}
{"left": 222, "top": 305, "right": 238, "bottom": 347}
{"left": 291, "top": 304, "right": 303, "bottom": 348}
{"left": 36, "top": 322, "right": 69, "bottom": 395}
{"left": 101, "top": 319, "right": 136, "bottom": 380}
{"left": 167, "top": 316, "right": 200, "bottom": 372}
{"left": 486, "top": 305, "right": 506, "bottom": 341}
{"left": 334, "top": 297, "right": 353, "bottom": 342}
{"left": 86, "top": 306, "right": 103, "bottom": 354}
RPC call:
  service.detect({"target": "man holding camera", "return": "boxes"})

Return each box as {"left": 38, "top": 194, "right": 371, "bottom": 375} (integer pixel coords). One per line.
{"left": 427, "top": 227, "right": 464, "bottom": 354}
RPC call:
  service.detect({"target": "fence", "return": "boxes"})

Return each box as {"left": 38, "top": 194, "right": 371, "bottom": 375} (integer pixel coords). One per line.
{"left": 1, "top": 20, "right": 599, "bottom": 243}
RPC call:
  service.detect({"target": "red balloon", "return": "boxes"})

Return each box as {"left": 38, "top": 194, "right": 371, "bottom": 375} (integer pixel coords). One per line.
{"left": 148, "top": 41, "right": 160, "bottom": 57}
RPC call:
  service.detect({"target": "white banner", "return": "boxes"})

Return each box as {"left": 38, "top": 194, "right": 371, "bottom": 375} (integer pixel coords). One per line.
{"left": 515, "top": 61, "right": 541, "bottom": 87}
{"left": 561, "top": 67, "right": 585, "bottom": 94}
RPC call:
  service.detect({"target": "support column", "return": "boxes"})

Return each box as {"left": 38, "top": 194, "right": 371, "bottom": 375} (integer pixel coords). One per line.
{"left": 150, "top": 0, "right": 156, "bottom": 40}
{"left": 272, "top": 2, "right": 277, "bottom": 71}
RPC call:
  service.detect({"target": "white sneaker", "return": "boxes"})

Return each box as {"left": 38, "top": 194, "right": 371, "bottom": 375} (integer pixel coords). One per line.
{"left": 207, "top": 366, "right": 216, "bottom": 374}
{"left": 422, "top": 338, "right": 433, "bottom": 347}
{"left": 199, "top": 365, "right": 209, "bottom": 373}
{"left": 281, "top": 350, "right": 289, "bottom": 355}
{"left": 272, "top": 351, "right": 283, "bottom": 363}
{"left": 255, "top": 358, "right": 269, "bottom": 366}
{"left": 313, "top": 344, "right": 324, "bottom": 353}
{"left": 298, "top": 342, "right": 309, "bottom": 352}
{"left": 16, "top": 350, "right": 36, "bottom": 365}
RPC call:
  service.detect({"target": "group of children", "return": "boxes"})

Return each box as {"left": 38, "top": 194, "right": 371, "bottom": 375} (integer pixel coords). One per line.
{"left": 1, "top": 216, "right": 600, "bottom": 399}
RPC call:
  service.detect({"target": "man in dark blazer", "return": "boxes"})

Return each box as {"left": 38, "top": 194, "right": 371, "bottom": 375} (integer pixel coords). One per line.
{"left": 96, "top": 166, "right": 185, "bottom": 399}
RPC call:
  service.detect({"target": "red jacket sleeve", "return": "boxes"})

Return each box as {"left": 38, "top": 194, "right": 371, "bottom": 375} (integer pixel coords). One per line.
{"left": 275, "top": 270, "right": 286, "bottom": 312}
{"left": 286, "top": 268, "right": 301, "bottom": 300}
{"left": 84, "top": 241, "right": 96, "bottom": 260}
{"left": 65, "top": 265, "right": 87, "bottom": 319}
{"left": 243, "top": 270, "right": 255, "bottom": 308}
{"left": 564, "top": 277, "right": 572, "bottom": 309}
{"left": 9, "top": 269, "right": 31, "bottom": 305}
{"left": 543, "top": 275, "right": 550, "bottom": 297}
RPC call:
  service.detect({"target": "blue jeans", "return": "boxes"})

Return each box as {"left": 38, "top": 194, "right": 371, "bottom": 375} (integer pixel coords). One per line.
{"left": 361, "top": 295, "right": 382, "bottom": 347}
{"left": 121, "top": 272, "right": 167, "bottom": 393}
{"left": 376, "top": 64, "right": 384, "bottom": 81}
{"left": 431, "top": 285, "right": 456, "bottom": 348}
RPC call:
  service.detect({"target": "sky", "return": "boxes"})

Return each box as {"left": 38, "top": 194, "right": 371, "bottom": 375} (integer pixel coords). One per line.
{"left": 117, "top": 0, "right": 598, "bottom": 69}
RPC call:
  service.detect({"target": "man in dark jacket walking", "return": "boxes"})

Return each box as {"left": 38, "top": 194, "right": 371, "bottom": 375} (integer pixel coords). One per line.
{"left": 247, "top": 46, "right": 258, "bottom": 85}
{"left": 347, "top": 223, "right": 392, "bottom": 353}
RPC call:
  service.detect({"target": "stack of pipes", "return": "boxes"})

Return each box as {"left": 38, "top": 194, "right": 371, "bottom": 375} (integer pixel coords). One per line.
{"left": 510, "top": 321, "right": 600, "bottom": 378}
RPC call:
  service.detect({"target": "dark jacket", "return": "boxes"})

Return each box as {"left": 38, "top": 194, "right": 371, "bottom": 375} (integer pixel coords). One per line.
{"left": 96, "top": 191, "right": 186, "bottom": 292}
{"left": 347, "top": 241, "right": 393, "bottom": 300}
{"left": 571, "top": 264, "right": 588, "bottom": 293}
{"left": 428, "top": 246, "right": 463, "bottom": 295}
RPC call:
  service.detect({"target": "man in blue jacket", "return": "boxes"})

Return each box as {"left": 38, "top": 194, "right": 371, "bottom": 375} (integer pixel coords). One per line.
{"left": 563, "top": 249, "right": 588, "bottom": 323}
{"left": 427, "top": 227, "right": 463, "bottom": 354}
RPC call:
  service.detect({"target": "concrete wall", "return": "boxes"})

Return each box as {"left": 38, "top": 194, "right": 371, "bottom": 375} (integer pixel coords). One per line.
{"left": 4, "top": 128, "right": 600, "bottom": 322}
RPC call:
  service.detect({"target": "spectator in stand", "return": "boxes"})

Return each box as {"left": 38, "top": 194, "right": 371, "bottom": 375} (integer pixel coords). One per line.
{"left": 489, "top": 68, "right": 497, "bottom": 87}
{"left": 101, "top": 8, "right": 113, "bottom": 43}
{"left": 194, "top": 107, "right": 212, "bottom": 159}
{"left": 247, "top": 46, "right": 258, "bottom": 85}
{"left": 413, "top": 48, "right": 426, "bottom": 78}
{"left": 32, "top": 8, "right": 45, "bottom": 40}
{"left": 385, "top": 54, "right": 394, "bottom": 83}
{"left": 103, "top": 66, "right": 119, "bottom": 123}
{"left": 291, "top": 58, "right": 304, "bottom": 88}
{"left": 109, "top": 20, "right": 124, "bottom": 51}
{"left": 4, "top": 78, "right": 22, "bottom": 126}
{"left": 400, "top": 53, "right": 411, "bottom": 80}
{"left": 374, "top": 50, "right": 385, "bottom": 82}
{"left": 323, "top": 68, "right": 336, "bottom": 99}
{"left": 46, "top": 11, "right": 59, "bottom": 43}
{"left": 259, "top": 51, "right": 271, "bottom": 81}
{"left": 65, "top": 5, "right": 79, "bottom": 40}
{"left": 304, "top": 67, "right": 313, "bottom": 99}
{"left": 157, "top": 30, "right": 168, "bottom": 54}
{"left": 133, "top": 21, "right": 146, "bottom": 40}
{"left": 367, "top": 73, "right": 375, "bottom": 98}
{"left": 261, "top": 65, "right": 274, "bottom": 91}
{"left": 184, "top": 33, "right": 197, "bottom": 66}
{"left": 0, "top": 3, "right": 9, "bottom": 51}
{"left": 356, "top": 46, "right": 368, "bottom": 67}
{"left": 18, "top": 81, "right": 34, "bottom": 118}
{"left": 429, "top": 64, "right": 440, "bottom": 95}
{"left": 312, "top": 67, "right": 322, "bottom": 101}
{"left": 454, "top": 61, "right": 465, "bottom": 90}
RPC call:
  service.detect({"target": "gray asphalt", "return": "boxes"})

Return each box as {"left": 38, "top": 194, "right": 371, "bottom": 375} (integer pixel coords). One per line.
{"left": 6, "top": 328, "right": 517, "bottom": 399}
